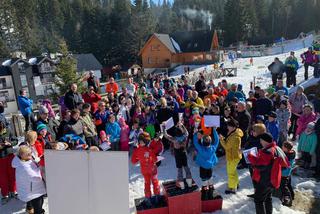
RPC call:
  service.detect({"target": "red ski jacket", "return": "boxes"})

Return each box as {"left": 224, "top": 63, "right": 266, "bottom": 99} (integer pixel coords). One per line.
{"left": 248, "top": 142, "right": 289, "bottom": 188}
{"left": 148, "top": 139, "right": 163, "bottom": 157}
{"left": 131, "top": 146, "right": 157, "bottom": 175}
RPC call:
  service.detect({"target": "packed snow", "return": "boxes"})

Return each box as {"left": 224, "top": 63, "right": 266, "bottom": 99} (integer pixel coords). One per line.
{"left": 2, "top": 47, "right": 320, "bottom": 214}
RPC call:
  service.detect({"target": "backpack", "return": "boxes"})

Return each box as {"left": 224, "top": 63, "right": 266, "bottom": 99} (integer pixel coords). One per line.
{"left": 270, "top": 146, "right": 289, "bottom": 189}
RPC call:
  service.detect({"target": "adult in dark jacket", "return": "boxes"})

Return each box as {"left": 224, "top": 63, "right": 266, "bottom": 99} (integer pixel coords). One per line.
{"left": 236, "top": 101, "right": 251, "bottom": 147}
{"left": 195, "top": 75, "right": 207, "bottom": 99}
{"left": 252, "top": 90, "right": 273, "bottom": 119}
{"left": 64, "top": 109, "right": 84, "bottom": 139}
{"left": 268, "top": 58, "right": 285, "bottom": 86}
{"left": 236, "top": 101, "right": 251, "bottom": 169}
{"left": 248, "top": 133, "right": 288, "bottom": 214}
{"left": 64, "top": 83, "right": 83, "bottom": 110}
{"left": 17, "top": 89, "right": 34, "bottom": 131}
{"left": 33, "top": 106, "right": 59, "bottom": 141}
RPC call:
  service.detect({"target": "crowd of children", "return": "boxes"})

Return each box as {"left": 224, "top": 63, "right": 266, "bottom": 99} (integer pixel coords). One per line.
{"left": 0, "top": 65, "right": 320, "bottom": 213}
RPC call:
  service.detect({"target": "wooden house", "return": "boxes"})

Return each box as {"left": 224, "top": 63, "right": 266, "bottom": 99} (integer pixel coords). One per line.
{"left": 29, "top": 56, "right": 57, "bottom": 98}
{"left": 0, "top": 58, "right": 37, "bottom": 113}
{"left": 139, "top": 30, "right": 220, "bottom": 73}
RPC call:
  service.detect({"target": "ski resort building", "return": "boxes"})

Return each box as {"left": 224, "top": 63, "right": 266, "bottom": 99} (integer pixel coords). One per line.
{"left": 139, "top": 30, "right": 220, "bottom": 73}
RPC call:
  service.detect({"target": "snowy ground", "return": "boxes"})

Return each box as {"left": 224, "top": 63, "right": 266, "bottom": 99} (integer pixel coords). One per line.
{"left": 2, "top": 47, "right": 320, "bottom": 214}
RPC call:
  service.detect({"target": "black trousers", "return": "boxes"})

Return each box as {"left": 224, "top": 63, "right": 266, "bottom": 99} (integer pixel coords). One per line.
{"left": 27, "top": 195, "right": 45, "bottom": 214}
{"left": 23, "top": 113, "right": 35, "bottom": 132}
{"left": 174, "top": 148, "right": 188, "bottom": 168}
{"left": 254, "top": 185, "right": 273, "bottom": 214}
{"left": 288, "top": 114, "right": 300, "bottom": 137}
{"left": 285, "top": 67, "right": 296, "bottom": 87}
{"left": 280, "top": 176, "right": 294, "bottom": 202}
{"left": 302, "top": 152, "right": 312, "bottom": 165}
{"left": 272, "top": 74, "right": 279, "bottom": 86}
{"left": 314, "top": 63, "right": 320, "bottom": 78}
{"left": 200, "top": 167, "right": 212, "bottom": 181}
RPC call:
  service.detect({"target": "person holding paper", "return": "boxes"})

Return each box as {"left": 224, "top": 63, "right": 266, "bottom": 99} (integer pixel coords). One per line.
{"left": 193, "top": 128, "right": 220, "bottom": 200}
{"left": 163, "top": 123, "right": 193, "bottom": 190}
{"left": 244, "top": 123, "right": 266, "bottom": 198}
{"left": 248, "top": 133, "right": 289, "bottom": 214}
{"left": 219, "top": 119, "right": 243, "bottom": 194}
{"left": 131, "top": 132, "right": 160, "bottom": 208}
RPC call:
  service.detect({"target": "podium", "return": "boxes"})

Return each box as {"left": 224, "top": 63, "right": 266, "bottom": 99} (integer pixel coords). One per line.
{"left": 135, "top": 180, "right": 223, "bottom": 214}
{"left": 135, "top": 196, "right": 168, "bottom": 214}
{"left": 201, "top": 195, "right": 223, "bottom": 213}
{"left": 163, "top": 180, "right": 201, "bottom": 214}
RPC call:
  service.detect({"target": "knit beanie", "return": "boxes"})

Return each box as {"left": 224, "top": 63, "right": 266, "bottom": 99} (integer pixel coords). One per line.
{"left": 37, "top": 123, "right": 47, "bottom": 133}
{"left": 258, "top": 133, "right": 273, "bottom": 143}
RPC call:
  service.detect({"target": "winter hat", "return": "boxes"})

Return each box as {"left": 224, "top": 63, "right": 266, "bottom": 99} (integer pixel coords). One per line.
{"left": 99, "top": 130, "right": 107, "bottom": 141}
{"left": 192, "top": 107, "right": 199, "bottom": 114}
{"left": 267, "top": 111, "right": 277, "bottom": 118}
{"left": 297, "top": 85, "right": 304, "bottom": 91}
{"left": 39, "top": 106, "right": 49, "bottom": 115}
{"left": 258, "top": 133, "right": 273, "bottom": 144}
{"left": 307, "top": 122, "right": 315, "bottom": 130}
{"left": 118, "top": 117, "right": 126, "bottom": 126}
{"left": 147, "top": 101, "right": 156, "bottom": 107}
{"left": 36, "top": 123, "right": 47, "bottom": 133}
{"left": 256, "top": 115, "right": 265, "bottom": 122}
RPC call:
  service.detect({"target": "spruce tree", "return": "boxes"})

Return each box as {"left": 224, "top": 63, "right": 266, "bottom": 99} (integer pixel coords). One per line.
{"left": 54, "top": 41, "right": 83, "bottom": 96}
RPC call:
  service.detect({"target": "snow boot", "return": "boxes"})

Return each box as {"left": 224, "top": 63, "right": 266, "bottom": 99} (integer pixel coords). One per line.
{"left": 144, "top": 197, "right": 152, "bottom": 209}
{"left": 153, "top": 195, "right": 161, "bottom": 205}
{"left": 186, "top": 178, "right": 193, "bottom": 188}
{"left": 225, "top": 188, "right": 236, "bottom": 195}
{"left": 208, "top": 185, "right": 220, "bottom": 199}
{"left": 1, "top": 196, "right": 9, "bottom": 205}
{"left": 247, "top": 193, "right": 255, "bottom": 198}
{"left": 201, "top": 186, "right": 209, "bottom": 200}
{"left": 176, "top": 181, "right": 185, "bottom": 190}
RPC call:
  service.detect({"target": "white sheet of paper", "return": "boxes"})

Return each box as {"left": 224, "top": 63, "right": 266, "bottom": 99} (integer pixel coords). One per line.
{"left": 178, "top": 113, "right": 183, "bottom": 122}
{"left": 99, "top": 143, "right": 111, "bottom": 151}
{"left": 242, "top": 147, "right": 258, "bottom": 164}
{"left": 165, "top": 117, "right": 174, "bottom": 131}
{"left": 157, "top": 156, "right": 165, "bottom": 162}
{"left": 204, "top": 115, "right": 220, "bottom": 127}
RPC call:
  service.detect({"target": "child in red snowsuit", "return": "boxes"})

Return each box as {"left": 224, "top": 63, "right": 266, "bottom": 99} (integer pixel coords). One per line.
{"left": 149, "top": 134, "right": 164, "bottom": 167}
{"left": 131, "top": 132, "right": 160, "bottom": 206}
{"left": 248, "top": 133, "right": 288, "bottom": 214}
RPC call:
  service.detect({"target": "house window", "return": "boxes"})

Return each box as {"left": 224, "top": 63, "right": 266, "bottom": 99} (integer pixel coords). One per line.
{"left": 151, "top": 44, "right": 160, "bottom": 51}
{"left": 194, "top": 43, "right": 198, "bottom": 48}
{"left": 0, "top": 78, "right": 7, "bottom": 89}
{"left": 148, "top": 57, "right": 153, "bottom": 64}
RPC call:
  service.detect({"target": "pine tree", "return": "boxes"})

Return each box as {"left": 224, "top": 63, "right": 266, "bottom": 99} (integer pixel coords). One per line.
{"left": 239, "top": 0, "right": 259, "bottom": 40}
{"left": 223, "top": 0, "right": 241, "bottom": 45}
{"left": 54, "top": 41, "right": 83, "bottom": 96}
